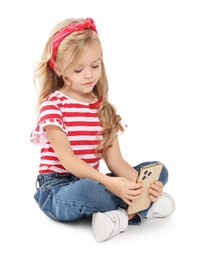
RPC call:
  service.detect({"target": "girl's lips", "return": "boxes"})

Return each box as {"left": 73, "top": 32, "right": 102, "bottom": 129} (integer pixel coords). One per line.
{"left": 83, "top": 81, "right": 93, "bottom": 85}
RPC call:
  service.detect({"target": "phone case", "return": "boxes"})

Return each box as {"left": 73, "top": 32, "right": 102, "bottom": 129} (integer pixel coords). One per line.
{"left": 127, "top": 162, "right": 163, "bottom": 215}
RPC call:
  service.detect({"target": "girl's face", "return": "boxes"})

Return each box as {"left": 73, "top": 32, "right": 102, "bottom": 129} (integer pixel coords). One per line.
{"left": 63, "top": 42, "right": 102, "bottom": 99}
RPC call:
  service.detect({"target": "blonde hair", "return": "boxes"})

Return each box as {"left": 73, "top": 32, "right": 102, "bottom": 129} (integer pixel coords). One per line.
{"left": 34, "top": 18, "right": 124, "bottom": 160}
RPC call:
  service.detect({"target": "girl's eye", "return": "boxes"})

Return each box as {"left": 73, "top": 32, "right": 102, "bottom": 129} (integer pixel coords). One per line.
{"left": 74, "top": 64, "right": 100, "bottom": 73}
{"left": 92, "top": 65, "right": 99, "bottom": 69}
{"left": 74, "top": 69, "right": 82, "bottom": 73}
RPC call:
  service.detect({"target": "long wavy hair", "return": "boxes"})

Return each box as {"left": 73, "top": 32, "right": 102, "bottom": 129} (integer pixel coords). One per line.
{"left": 34, "top": 18, "right": 124, "bottom": 160}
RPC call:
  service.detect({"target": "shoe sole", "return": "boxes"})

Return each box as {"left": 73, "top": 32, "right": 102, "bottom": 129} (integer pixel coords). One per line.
{"left": 92, "top": 213, "right": 109, "bottom": 242}
{"left": 161, "top": 192, "right": 176, "bottom": 215}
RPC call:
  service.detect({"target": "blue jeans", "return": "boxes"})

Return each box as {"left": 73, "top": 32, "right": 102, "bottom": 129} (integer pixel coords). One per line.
{"left": 34, "top": 161, "right": 168, "bottom": 225}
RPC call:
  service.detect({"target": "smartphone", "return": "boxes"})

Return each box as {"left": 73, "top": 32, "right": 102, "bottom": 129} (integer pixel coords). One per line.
{"left": 127, "top": 162, "right": 163, "bottom": 215}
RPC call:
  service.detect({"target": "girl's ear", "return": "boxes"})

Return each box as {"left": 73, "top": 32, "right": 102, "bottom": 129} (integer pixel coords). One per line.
{"left": 53, "top": 61, "right": 64, "bottom": 76}
{"left": 54, "top": 67, "right": 62, "bottom": 77}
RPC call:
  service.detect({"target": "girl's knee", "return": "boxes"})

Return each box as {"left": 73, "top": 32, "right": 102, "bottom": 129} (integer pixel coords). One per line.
{"left": 159, "top": 163, "right": 169, "bottom": 185}
{"left": 134, "top": 161, "right": 169, "bottom": 186}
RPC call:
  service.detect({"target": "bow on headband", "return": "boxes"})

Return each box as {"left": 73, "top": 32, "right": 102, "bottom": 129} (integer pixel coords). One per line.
{"left": 49, "top": 18, "right": 97, "bottom": 70}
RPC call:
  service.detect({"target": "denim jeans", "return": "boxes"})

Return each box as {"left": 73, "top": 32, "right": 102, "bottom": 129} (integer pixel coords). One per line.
{"left": 34, "top": 161, "right": 168, "bottom": 225}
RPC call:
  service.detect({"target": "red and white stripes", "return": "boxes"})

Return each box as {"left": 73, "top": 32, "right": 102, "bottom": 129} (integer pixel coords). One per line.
{"left": 30, "top": 91, "right": 103, "bottom": 174}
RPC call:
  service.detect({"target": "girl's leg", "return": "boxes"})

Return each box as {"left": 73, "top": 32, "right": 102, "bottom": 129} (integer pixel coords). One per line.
{"left": 34, "top": 173, "right": 123, "bottom": 222}
{"left": 34, "top": 173, "right": 128, "bottom": 242}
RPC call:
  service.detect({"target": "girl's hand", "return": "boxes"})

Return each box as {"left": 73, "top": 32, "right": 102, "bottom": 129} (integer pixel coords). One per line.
{"left": 149, "top": 181, "right": 163, "bottom": 202}
{"left": 105, "top": 176, "right": 143, "bottom": 205}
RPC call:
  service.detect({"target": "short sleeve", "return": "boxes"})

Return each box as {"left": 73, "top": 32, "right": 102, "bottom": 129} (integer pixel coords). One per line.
{"left": 30, "top": 98, "right": 67, "bottom": 145}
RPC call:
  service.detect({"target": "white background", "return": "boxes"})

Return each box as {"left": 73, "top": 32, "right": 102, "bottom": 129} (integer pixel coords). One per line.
{"left": 0, "top": 0, "right": 200, "bottom": 259}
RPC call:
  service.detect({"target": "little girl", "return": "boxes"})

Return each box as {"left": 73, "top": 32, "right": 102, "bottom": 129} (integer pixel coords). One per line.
{"left": 30, "top": 17, "right": 175, "bottom": 242}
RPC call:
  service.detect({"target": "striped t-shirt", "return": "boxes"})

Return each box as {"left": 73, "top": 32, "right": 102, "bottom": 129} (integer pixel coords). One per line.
{"left": 30, "top": 91, "right": 103, "bottom": 174}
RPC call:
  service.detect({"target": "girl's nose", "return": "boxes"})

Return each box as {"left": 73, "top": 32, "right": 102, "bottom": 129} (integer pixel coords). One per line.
{"left": 84, "top": 67, "right": 93, "bottom": 78}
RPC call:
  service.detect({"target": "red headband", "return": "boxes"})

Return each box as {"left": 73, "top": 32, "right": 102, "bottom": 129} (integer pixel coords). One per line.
{"left": 49, "top": 18, "right": 97, "bottom": 70}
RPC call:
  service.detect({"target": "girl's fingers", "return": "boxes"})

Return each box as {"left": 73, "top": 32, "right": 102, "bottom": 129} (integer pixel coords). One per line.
{"left": 150, "top": 181, "right": 163, "bottom": 200}
{"left": 149, "top": 188, "right": 160, "bottom": 198}
{"left": 150, "top": 195, "right": 158, "bottom": 202}
{"left": 150, "top": 181, "right": 163, "bottom": 192}
{"left": 128, "top": 188, "right": 143, "bottom": 196}
{"left": 128, "top": 181, "right": 143, "bottom": 189}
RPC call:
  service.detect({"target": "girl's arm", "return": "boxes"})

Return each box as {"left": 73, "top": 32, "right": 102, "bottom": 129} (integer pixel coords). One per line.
{"left": 105, "top": 136, "right": 139, "bottom": 181}
{"left": 44, "top": 125, "right": 107, "bottom": 183}
{"left": 105, "top": 136, "right": 163, "bottom": 201}
{"left": 45, "top": 125, "right": 142, "bottom": 205}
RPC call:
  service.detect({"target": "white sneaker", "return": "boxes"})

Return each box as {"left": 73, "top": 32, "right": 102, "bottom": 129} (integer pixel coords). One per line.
{"left": 92, "top": 208, "right": 128, "bottom": 242}
{"left": 146, "top": 192, "right": 175, "bottom": 219}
